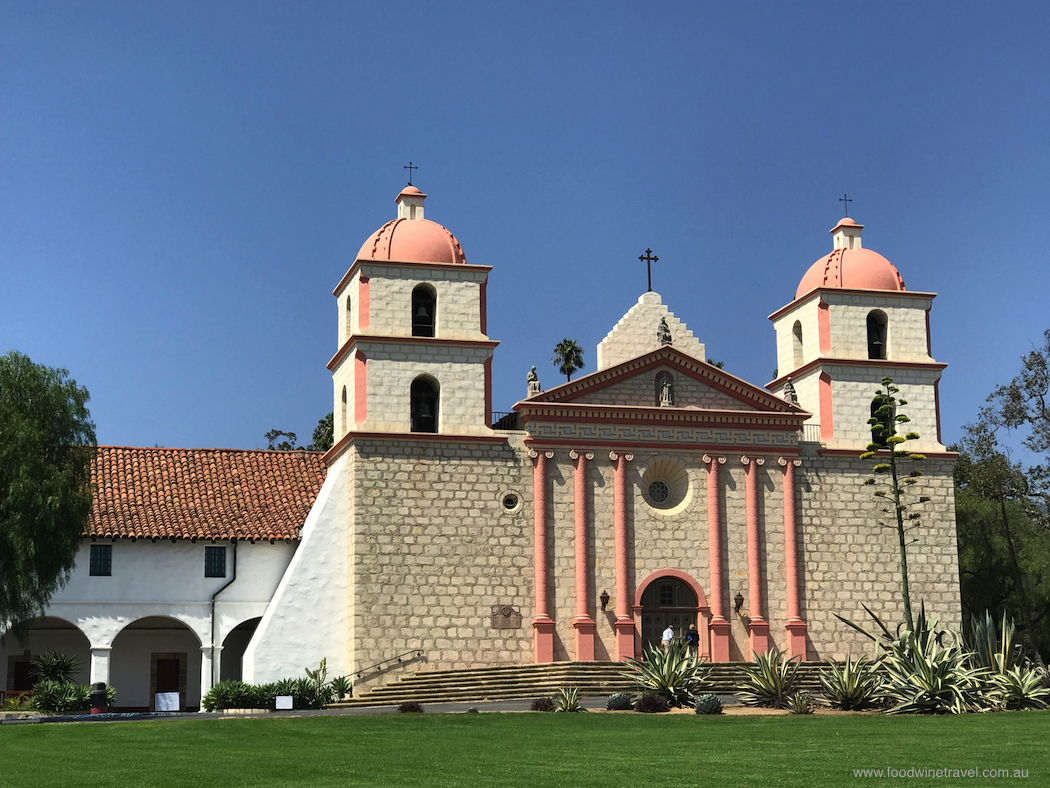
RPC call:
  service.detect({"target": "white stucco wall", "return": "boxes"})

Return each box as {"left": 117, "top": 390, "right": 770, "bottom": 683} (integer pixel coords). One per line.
{"left": 597, "top": 292, "right": 705, "bottom": 370}
{"left": 242, "top": 454, "right": 349, "bottom": 683}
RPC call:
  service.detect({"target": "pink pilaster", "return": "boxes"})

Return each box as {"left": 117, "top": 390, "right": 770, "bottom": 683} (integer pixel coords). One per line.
{"left": 610, "top": 451, "right": 635, "bottom": 661}
{"left": 780, "top": 457, "right": 807, "bottom": 659}
{"left": 703, "top": 454, "right": 730, "bottom": 662}
{"left": 530, "top": 449, "right": 555, "bottom": 663}
{"left": 743, "top": 456, "right": 769, "bottom": 658}
{"left": 571, "top": 450, "right": 596, "bottom": 661}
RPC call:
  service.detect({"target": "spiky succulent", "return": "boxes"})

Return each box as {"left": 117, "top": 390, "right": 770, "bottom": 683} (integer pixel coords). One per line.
{"left": 819, "top": 655, "right": 883, "bottom": 710}
{"left": 553, "top": 686, "right": 586, "bottom": 712}
{"left": 606, "top": 692, "right": 632, "bottom": 711}
{"left": 693, "top": 693, "right": 723, "bottom": 715}
{"left": 620, "top": 639, "right": 710, "bottom": 707}
{"left": 737, "top": 649, "right": 802, "bottom": 708}
{"left": 786, "top": 692, "right": 816, "bottom": 715}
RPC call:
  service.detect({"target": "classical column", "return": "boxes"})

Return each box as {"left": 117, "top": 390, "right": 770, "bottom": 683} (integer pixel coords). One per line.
{"left": 779, "top": 456, "right": 808, "bottom": 659}
{"left": 530, "top": 449, "right": 555, "bottom": 662}
{"left": 610, "top": 451, "right": 635, "bottom": 661}
{"left": 200, "top": 645, "right": 218, "bottom": 703}
{"left": 571, "top": 450, "right": 596, "bottom": 661}
{"left": 703, "top": 454, "right": 730, "bottom": 662}
{"left": 89, "top": 647, "right": 111, "bottom": 686}
{"left": 742, "top": 456, "right": 769, "bottom": 658}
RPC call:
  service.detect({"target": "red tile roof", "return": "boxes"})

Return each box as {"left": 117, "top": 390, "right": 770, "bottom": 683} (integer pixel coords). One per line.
{"left": 88, "top": 446, "right": 327, "bottom": 542}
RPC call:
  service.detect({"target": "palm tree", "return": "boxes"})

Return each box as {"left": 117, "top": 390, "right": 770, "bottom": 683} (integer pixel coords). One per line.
{"left": 551, "top": 339, "right": 585, "bottom": 382}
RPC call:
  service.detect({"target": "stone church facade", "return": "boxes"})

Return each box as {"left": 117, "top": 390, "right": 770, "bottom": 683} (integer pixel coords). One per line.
{"left": 2, "top": 184, "right": 961, "bottom": 707}
{"left": 244, "top": 186, "right": 960, "bottom": 688}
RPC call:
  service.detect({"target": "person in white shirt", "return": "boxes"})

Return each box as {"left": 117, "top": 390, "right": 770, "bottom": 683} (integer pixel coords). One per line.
{"left": 661, "top": 625, "right": 675, "bottom": 654}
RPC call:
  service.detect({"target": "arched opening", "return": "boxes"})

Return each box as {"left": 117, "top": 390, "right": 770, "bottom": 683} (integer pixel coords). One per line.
{"left": 220, "top": 618, "right": 262, "bottom": 683}
{"left": 792, "top": 320, "right": 804, "bottom": 368}
{"left": 654, "top": 371, "right": 674, "bottom": 407}
{"left": 1, "top": 617, "right": 90, "bottom": 700}
{"left": 867, "top": 310, "right": 888, "bottom": 360}
{"left": 635, "top": 571, "right": 709, "bottom": 658}
{"left": 410, "top": 377, "right": 439, "bottom": 433}
{"left": 340, "top": 386, "right": 347, "bottom": 435}
{"left": 111, "top": 616, "right": 202, "bottom": 712}
{"left": 345, "top": 295, "right": 352, "bottom": 336}
{"left": 412, "top": 285, "right": 436, "bottom": 337}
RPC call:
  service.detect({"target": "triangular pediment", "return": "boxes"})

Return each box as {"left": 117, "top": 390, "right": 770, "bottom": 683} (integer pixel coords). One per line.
{"left": 517, "top": 346, "right": 805, "bottom": 415}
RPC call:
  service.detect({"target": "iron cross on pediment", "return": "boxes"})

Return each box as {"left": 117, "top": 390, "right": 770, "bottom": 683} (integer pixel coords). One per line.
{"left": 639, "top": 248, "right": 659, "bottom": 292}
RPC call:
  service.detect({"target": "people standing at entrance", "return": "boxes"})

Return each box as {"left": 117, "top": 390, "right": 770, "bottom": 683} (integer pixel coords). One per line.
{"left": 685, "top": 624, "right": 700, "bottom": 657}
{"left": 661, "top": 624, "right": 675, "bottom": 654}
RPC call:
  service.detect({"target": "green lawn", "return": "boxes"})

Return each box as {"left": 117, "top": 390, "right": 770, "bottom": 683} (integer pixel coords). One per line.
{"left": 2, "top": 712, "right": 1047, "bottom": 787}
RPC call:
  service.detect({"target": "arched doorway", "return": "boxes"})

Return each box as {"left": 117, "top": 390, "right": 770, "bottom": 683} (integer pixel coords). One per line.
{"left": 1, "top": 617, "right": 90, "bottom": 700}
{"left": 220, "top": 618, "right": 261, "bottom": 683}
{"left": 634, "top": 570, "right": 710, "bottom": 659}
{"left": 111, "top": 616, "right": 201, "bottom": 712}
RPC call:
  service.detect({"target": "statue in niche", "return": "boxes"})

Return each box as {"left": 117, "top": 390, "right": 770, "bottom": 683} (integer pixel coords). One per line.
{"left": 783, "top": 377, "right": 798, "bottom": 404}
{"left": 657, "top": 317, "right": 673, "bottom": 345}
{"left": 659, "top": 374, "right": 674, "bottom": 407}
{"left": 526, "top": 366, "right": 542, "bottom": 397}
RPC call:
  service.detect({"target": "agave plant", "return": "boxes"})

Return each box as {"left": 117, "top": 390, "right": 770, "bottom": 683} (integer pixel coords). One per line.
{"left": 606, "top": 692, "right": 632, "bottom": 711}
{"left": 881, "top": 629, "right": 988, "bottom": 714}
{"left": 620, "top": 639, "right": 710, "bottom": 707}
{"left": 786, "top": 692, "right": 816, "bottom": 715}
{"left": 819, "top": 655, "right": 884, "bottom": 710}
{"left": 693, "top": 693, "right": 723, "bottom": 715}
{"left": 737, "top": 649, "right": 801, "bottom": 708}
{"left": 966, "top": 610, "right": 1023, "bottom": 674}
{"left": 553, "top": 686, "right": 586, "bottom": 712}
{"left": 987, "top": 666, "right": 1050, "bottom": 711}
{"left": 31, "top": 651, "right": 82, "bottom": 683}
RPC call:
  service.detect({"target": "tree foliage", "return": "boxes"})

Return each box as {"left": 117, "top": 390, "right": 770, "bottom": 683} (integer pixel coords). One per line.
{"left": 551, "top": 339, "right": 585, "bottom": 382}
{"left": 264, "top": 413, "right": 334, "bottom": 452}
{"left": 0, "top": 351, "right": 96, "bottom": 631}
{"left": 861, "top": 377, "right": 929, "bottom": 632}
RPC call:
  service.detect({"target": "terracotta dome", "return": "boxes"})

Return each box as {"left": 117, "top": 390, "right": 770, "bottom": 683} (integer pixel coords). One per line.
{"left": 795, "top": 218, "right": 905, "bottom": 299}
{"left": 357, "top": 218, "right": 467, "bottom": 265}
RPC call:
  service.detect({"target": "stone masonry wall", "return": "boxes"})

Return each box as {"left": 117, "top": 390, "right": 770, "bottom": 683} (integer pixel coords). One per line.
{"left": 360, "top": 264, "right": 487, "bottom": 341}
{"left": 597, "top": 292, "right": 705, "bottom": 370}
{"left": 571, "top": 365, "right": 757, "bottom": 411}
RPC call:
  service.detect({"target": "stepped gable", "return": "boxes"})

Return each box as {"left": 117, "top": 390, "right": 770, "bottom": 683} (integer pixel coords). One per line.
{"left": 597, "top": 292, "right": 705, "bottom": 370}
{"left": 520, "top": 345, "right": 807, "bottom": 415}
{"left": 88, "top": 446, "right": 326, "bottom": 542}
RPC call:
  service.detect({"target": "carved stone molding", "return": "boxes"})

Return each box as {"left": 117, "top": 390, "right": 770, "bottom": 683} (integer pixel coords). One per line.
{"left": 569, "top": 450, "right": 595, "bottom": 461}
{"left": 778, "top": 457, "right": 802, "bottom": 468}
{"left": 608, "top": 451, "right": 634, "bottom": 462}
{"left": 529, "top": 449, "right": 555, "bottom": 460}
{"left": 702, "top": 454, "right": 727, "bottom": 465}
{"left": 741, "top": 456, "right": 766, "bottom": 466}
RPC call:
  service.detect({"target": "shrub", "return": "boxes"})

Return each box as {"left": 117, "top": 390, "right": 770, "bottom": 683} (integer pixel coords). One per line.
{"left": 693, "top": 693, "right": 723, "bottom": 715}
{"left": 606, "top": 692, "right": 633, "bottom": 711}
{"left": 634, "top": 693, "right": 670, "bottom": 713}
{"left": 737, "top": 649, "right": 801, "bottom": 708}
{"left": 32, "top": 681, "right": 115, "bottom": 715}
{"left": 820, "top": 656, "right": 883, "bottom": 711}
{"left": 397, "top": 701, "right": 424, "bottom": 713}
{"left": 330, "top": 675, "right": 352, "bottom": 701}
{"left": 31, "top": 651, "right": 81, "bottom": 683}
{"left": 786, "top": 692, "right": 816, "bottom": 715}
{"left": 620, "top": 640, "right": 710, "bottom": 707}
{"left": 0, "top": 692, "right": 35, "bottom": 712}
{"left": 553, "top": 687, "right": 585, "bottom": 712}
{"left": 987, "top": 666, "right": 1050, "bottom": 711}
{"left": 530, "top": 697, "right": 555, "bottom": 712}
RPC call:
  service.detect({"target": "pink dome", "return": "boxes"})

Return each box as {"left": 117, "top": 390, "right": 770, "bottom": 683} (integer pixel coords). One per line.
{"left": 795, "top": 247, "right": 905, "bottom": 299}
{"left": 356, "top": 218, "right": 467, "bottom": 265}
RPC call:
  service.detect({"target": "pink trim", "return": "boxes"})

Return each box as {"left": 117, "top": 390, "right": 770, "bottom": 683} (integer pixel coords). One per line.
{"left": 484, "top": 357, "right": 492, "bottom": 427}
{"left": 519, "top": 410, "right": 805, "bottom": 430}
{"left": 633, "top": 569, "right": 713, "bottom": 661}
{"left": 354, "top": 351, "right": 367, "bottom": 426}
{"left": 819, "top": 372, "right": 834, "bottom": 442}
{"left": 480, "top": 278, "right": 487, "bottom": 335}
{"left": 817, "top": 299, "right": 831, "bottom": 355}
{"left": 358, "top": 276, "right": 369, "bottom": 331}
{"left": 706, "top": 457, "right": 730, "bottom": 662}
{"left": 781, "top": 459, "right": 807, "bottom": 659}
{"left": 934, "top": 379, "right": 942, "bottom": 445}
{"left": 767, "top": 288, "right": 937, "bottom": 322}
{"left": 524, "top": 438, "right": 800, "bottom": 455}
{"left": 612, "top": 453, "right": 635, "bottom": 661}
{"left": 532, "top": 451, "right": 554, "bottom": 663}
{"left": 572, "top": 451, "right": 595, "bottom": 661}
{"left": 744, "top": 457, "right": 769, "bottom": 658}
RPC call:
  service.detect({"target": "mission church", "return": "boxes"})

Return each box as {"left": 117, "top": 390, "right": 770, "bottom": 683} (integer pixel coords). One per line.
{"left": 1, "top": 185, "right": 961, "bottom": 710}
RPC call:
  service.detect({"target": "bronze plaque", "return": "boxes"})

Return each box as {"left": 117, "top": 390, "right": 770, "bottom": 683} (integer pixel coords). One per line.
{"left": 491, "top": 605, "right": 522, "bottom": 630}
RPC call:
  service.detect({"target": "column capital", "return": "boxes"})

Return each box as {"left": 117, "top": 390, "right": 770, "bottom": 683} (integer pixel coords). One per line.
{"left": 608, "top": 451, "right": 634, "bottom": 462}
{"left": 702, "top": 454, "right": 726, "bottom": 465}
{"left": 778, "top": 456, "right": 802, "bottom": 468}
{"left": 529, "top": 449, "right": 555, "bottom": 460}
{"left": 89, "top": 646, "right": 113, "bottom": 653}
{"left": 740, "top": 455, "right": 765, "bottom": 466}
{"left": 569, "top": 450, "right": 594, "bottom": 461}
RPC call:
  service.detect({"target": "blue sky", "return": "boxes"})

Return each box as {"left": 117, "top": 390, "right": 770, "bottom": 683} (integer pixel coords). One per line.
{"left": 2, "top": 1, "right": 1048, "bottom": 458}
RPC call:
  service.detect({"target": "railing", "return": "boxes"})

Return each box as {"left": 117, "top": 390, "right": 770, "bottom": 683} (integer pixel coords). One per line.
{"left": 353, "top": 648, "right": 426, "bottom": 682}
{"left": 490, "top": 411, "right": 523, "bottom": 431}
{"left": 800, "top": 423, "right": 822, "bottom": 443}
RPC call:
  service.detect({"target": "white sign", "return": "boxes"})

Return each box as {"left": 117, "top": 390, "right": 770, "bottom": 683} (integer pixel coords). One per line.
{"left": 155, "top": 692, "right": 180, "bottom": 712}
{"left": 275, "top": 695, "right": 293, "bottom": 710}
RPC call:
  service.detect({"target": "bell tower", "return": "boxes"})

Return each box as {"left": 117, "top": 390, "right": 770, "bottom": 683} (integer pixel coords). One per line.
{"left": 767, "top": 218, "right": 947, "bottom": 452}
{"left": 329, "top": 186, "right": 497, "bottom": 440}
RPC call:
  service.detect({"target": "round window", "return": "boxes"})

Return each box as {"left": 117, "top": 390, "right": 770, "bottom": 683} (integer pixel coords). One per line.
{"left": 647, "top": 480, "right": 671, "bottom": 504}
{"left": 502, "top": 493, "right": 519, "bottom": 511}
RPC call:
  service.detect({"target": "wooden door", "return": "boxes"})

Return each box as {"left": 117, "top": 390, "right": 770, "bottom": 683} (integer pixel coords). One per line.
{"left": 156, "top": 658, "right": 180, "bottom": 694}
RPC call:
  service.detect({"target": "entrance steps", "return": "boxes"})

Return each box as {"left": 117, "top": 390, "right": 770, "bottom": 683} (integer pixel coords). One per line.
{"left": 333, "top": 660, "right": 832, "bottom": 708}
